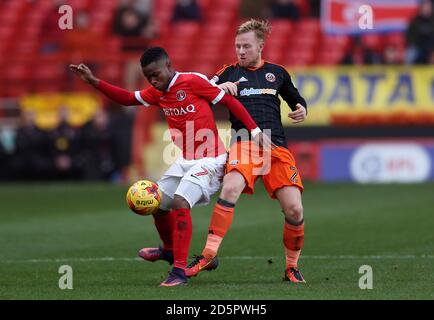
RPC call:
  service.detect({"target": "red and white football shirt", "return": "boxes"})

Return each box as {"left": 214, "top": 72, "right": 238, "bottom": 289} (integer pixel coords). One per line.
{"left": 134, "top": 72, "right": 227, "bottom": 160}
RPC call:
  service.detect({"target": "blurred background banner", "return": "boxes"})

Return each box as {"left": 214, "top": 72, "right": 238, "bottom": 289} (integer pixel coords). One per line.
{"left": 280, "top": 66, "right": 434, "bottom": 125}
{"left": 319, "top": 139, "right": 434, "bottom": 183}
{"left": 321, "top": 0, "right": 420, "bottom": 35}
{"left": 20, "top": 92, "right": 101, "bottom": 129}
{"left": 285, "top": 139, "right": 434, "bottom": 183}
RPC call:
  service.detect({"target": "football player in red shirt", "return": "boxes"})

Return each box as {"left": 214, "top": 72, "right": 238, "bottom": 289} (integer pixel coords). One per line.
{"left": 70, "top": 47, "right": 266, "bottom": 287}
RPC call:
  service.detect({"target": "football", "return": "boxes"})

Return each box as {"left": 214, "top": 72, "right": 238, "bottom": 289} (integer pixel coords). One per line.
{"left": 126, "top": 180, "right": 162, "bottom": 216}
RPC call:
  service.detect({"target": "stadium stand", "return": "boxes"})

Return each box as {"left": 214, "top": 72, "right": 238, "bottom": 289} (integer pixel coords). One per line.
{"left": 0, "top": 0, "right": 427, "bottom": 97}
{"left": 1, "top": 0, "right": 434, "bottom": 181}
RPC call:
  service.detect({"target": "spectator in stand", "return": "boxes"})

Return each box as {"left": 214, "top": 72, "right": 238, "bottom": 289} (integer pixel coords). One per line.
{"left": 11, "top": 110, "right": 53, "bottom": 180}
{"left": 264, "top": 0, "right": 301, "bottom": 21}
{"left": 0, "top": 135, "right": 10, "bottom": 181}
{"left": 113, "top": 7, "right": 147, "bottom": 37}
{"left": 50, "top": 107, "right": 83, "bottom": 180}
{"left": 113, "top": 0, "right": 151, "bottom": 37}
{"left": 240, "top": 0, "right": 267, "bottom": 18}
{"left": 308, "top": 0, "right": 320, "bottom": 17}
{"left": 430, "top": 50, "right": 434, "bottom": 64}
{"left": 132, "top": 0, "right": 153, "bottom": 16}
{"left": 108, "top": 104, "right": 134, "bottom": 183}
{"left": 40, "top": 0, "right": 65, "bottom": 54}
{"left": 81, "top": 108, "right": 116, "bottom": 180}
{"left": 405, "top": 0, "right": 434, "bottom": 64}
{"left": 382, "top": 44, "right": 404, "bottom": 65}
{"left": 113, "top": 0, "right": 155, "bottom": 41}
{"left": 63, "top": 10, "right": 101, "bottom": 56}
{"left": 171, "top": 0, "right": 202, "bottom": 22}
{"left": 340, "top": 36, "right": 382, "bottom": 65}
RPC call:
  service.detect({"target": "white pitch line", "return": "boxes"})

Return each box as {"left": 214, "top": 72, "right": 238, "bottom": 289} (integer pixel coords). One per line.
{"left": 1, "top": 255, "right": 433, "bottom": 264}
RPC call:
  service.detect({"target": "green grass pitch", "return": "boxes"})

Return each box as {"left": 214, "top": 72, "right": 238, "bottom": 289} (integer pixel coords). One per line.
{"left": 0, "top": 182, "right": 433, "bottom": 299}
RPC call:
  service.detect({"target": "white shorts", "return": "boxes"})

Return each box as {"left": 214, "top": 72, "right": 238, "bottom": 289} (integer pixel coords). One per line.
{"left": 157, "top": 153, "right": 227, "bottom": 210}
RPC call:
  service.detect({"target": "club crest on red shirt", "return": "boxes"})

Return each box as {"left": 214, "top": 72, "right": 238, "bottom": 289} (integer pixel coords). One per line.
{"left": 265, "top": 73, "right": 276, "bottom": 82}
{"left": 176, "top": 90, "right": 186, "bottom": 101}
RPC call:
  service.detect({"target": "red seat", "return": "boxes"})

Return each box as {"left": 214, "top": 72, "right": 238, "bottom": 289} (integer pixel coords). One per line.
{"left": 215, "top": 0, "right": 240, "bottom": 10}
{"left": 386, "top": 33, "right": 406, "bottom": 47}
{"left": 172, "top": 21, "right": 201, "bottom": 38}
{"left": 0, "top": 11, "right": 20, "bottom": 26}
{"left": 167, "top": 43, "right": 193, "bottom": 67}
{"left": 291, "top": 35, "right": 317, "bottom": 47}
{"left": 4, "top": 65, "right": 29, "bottom": 81}
{"left": 264, "top": 49, "right": 283, "bottom": 64}
{"left": 209, "top": 9, "right": 235, "bottom": 22}
{"left": 316, "top": 50, "right": 345, "bottom": 65}
{"left": 189, "top": 62, "right": 216, "bottom": 77}
{"left": 12, "top": 41, "right": 39, "bottom": 56}
{"left": 99, "top": 63, "right": 123, "bottom": 83}
{"left": 283, "top": 50, "right": 314, "bottom": 66}
{"left": 31, "top": 64, "right": 66, "bottom": 93}
{"left": 295, "top": 0, "right": 311, "bottom": 16}
{"left": 32, "top": 82, "right": 65, "bottom": 94}
{"left": 32, "top": 64, "right": 66, "bottom": 82}
{"left": 297, "top": 19, "right": 320, "bottom": 33}
{"left": 270, "top": 19, "right": 293, "bottom": 36}
{"left": 361, "top": 34, "right": 382, "bottom": 51}
{"left": 0, "top": 25, "right": 15, "bottom": 39}
{"left": 67, "top": 0, "right": 90, "bottom": 10}
{"left": 20, "top": 25, "right": 41, "bottom": 40}
{"left": 194, "top": 46, "right": 223, "bottom": 65}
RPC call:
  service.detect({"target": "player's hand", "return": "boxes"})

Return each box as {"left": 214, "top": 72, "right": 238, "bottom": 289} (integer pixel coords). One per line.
{"left": 218, "top": 81, "right": 239, "bottom": 96}
{"left": 252, "top": 131, "right": 276, "bottom": 151}
{"left": 69, "top": 63, "right": 99, "bottom": 86}
{"left": 288, "top": 103, "right": 307, "bottom": 124}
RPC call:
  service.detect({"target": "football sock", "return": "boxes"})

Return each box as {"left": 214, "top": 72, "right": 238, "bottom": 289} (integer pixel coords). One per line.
{"left": 202, "top": 199, "right": 235, "bottom": 259}
{"left": 153, "top": 212, "right": 174, "bottom": 251}
{"left": 172, "top": 208, "right": 192, "bottom": 270}
{"left": 283, "top": 219, "right": 304, "bottom": 268}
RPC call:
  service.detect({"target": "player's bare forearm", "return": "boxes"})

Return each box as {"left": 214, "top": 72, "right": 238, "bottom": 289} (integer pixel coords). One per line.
{"left": 88, "top": 77, "right": 100, "bottom": 87}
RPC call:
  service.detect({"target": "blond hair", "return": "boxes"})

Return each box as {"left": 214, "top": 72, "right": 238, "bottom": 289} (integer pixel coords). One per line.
{"left": 236, "top": 19, "right": 271, "bottom": 43}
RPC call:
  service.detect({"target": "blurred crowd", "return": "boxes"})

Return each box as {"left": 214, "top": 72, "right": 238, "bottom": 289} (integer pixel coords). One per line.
{"left": 405, "top": 0, "right": 434, "bottom": 64}
{"left": 0, "top": 107, "right": 133, "bottom": 182}
{"left": 261, "top": 0, "right": 434, "bottom": 65}
{"left": 37, "top": 0, "right": 434, "bottom": 65}
{"left": 33, "top": 0, "right": 434, "bottom": 90}
{"left": 340, "top": 0, "right": 434, "bottom": 65}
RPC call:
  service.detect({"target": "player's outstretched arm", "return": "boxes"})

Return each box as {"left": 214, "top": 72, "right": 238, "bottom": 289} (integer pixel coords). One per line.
{"left": 69, "top": 63, "right": 138, "bottom": 106}
{"left": 69, "top": 64, "right": 99, "bottom": 86}
{"left": 219, "top": 94, "right": 274, "bottom": 149}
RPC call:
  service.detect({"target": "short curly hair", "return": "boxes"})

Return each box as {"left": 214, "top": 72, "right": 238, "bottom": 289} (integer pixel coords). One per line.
{"left": 236, "top": 19, "right": 271, "bottom": 43}
{"left": 140, "top": 47, "right": 169, "bottom": 67}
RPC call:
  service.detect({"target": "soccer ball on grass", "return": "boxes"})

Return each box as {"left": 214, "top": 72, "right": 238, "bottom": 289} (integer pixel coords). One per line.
{"left": 126, "top": 180, "right": 162, "bottom": 216}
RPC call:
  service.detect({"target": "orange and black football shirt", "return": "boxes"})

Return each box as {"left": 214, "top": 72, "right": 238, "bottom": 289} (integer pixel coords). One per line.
{"left": 211, "top": 60, "right": 307, "bottom": 148}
